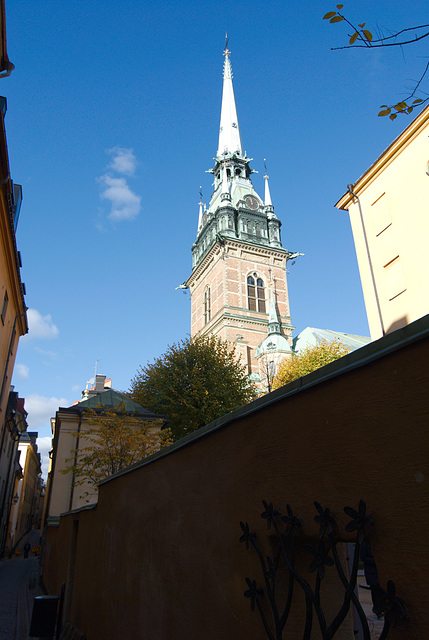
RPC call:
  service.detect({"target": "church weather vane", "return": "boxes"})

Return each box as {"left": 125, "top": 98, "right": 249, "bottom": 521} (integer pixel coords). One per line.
{"left": 224, "top": 33, "right": 230, "bottom": 56}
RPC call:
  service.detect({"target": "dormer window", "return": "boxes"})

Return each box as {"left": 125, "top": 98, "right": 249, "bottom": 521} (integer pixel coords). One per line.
{"left": 247, "top": 276, "right": 266, "bottom": 312}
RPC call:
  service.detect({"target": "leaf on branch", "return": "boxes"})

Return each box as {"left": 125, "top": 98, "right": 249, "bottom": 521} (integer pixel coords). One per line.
{"left": 389, "top": 113, "right": 397, "bottom": 120}
{"left": 323, "top": 11, "right": 337, "bottom": 20}
{"left": 362, "top": 29, "right": 373, "bottom": 42}
{"left": 378, "top": 108, "right": 391, "bottom": 117}
{"left": 336, "top": 4, "right": 343, "bottom": 9}
{"left": 412, "top": 98, "right": 423, "bottom": 104}
{"left": 407, "top": 107, "right": 414, "bottom": 114}
{"left": 349, "top": 32, "right": 359, "bottom": 44}
{"left": 358, "top": 23, "right": 366, "bottom": 28}
{"left": 394, "top": 102, "right": 407, "bottom": 111}
{"left": 330, "top": 15, "right": 344, "bottom": 23}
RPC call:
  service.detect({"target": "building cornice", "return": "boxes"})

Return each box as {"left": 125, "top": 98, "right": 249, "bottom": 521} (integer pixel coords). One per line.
{"left": 336, "top": 104, "right": 429, "bottom": 210}
{"left": 200, "top": 306, "right": 294, "bottom": 338}
{"left": 186, "top": 237, "right": 288, "bottom": 288}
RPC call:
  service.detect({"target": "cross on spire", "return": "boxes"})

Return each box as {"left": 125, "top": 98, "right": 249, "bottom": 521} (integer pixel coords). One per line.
{"left": 224, "top": 33, "right": 230, "bottom": 55}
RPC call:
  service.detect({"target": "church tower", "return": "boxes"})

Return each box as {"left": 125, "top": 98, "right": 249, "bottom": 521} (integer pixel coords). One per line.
{"left": 185, "top": 42, "right": 295, "bottom": 383}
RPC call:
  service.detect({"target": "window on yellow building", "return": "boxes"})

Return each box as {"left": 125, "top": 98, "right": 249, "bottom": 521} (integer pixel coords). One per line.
{"left": 371, "top": 192, "right": 392, "bottom": 236}
{"left": 384, "top": 255, "right": 406, "bottom": 301}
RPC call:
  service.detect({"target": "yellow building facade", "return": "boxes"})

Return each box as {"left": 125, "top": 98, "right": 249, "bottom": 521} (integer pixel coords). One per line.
{"left": 0, "top": 97, "right": 27, "bottom": 416}
{"left": 7, "top": 431, "right": 42, "bottom": 551}
{"left": 336, "top": 105, "right": 429, "bottom": 339}
{"left": 0, "top": 96, "right": 27, "bottom": 554}
{"left": 46, "top": 376, "right": 164, "bottom": 523}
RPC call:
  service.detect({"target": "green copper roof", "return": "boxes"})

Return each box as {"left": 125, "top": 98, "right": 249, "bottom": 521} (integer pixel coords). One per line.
{"left": 74, "top": 389, "right": 161, "bottom": 419}
{"left": 293, "top": 328, "right": 371, "bottom": 353}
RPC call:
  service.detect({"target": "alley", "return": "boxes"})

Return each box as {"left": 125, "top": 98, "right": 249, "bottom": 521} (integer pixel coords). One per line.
{"left": 0, "top": 529, "right": 43, "bottom": 640}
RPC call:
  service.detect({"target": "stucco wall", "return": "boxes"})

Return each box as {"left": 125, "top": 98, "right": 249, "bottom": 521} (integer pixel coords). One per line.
{"left": 337, "top": 106, "right": 429, "bottom": 340}
{"left": 43, "top": 317, "right": 429, "bottom": 639}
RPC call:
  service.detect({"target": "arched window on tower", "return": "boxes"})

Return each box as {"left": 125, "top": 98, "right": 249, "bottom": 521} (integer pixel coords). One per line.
{"left": 204, "top": 286, "right": 211, "bottom": 324}
{"left": 247, "top": 275, "right": 266, "bottom": 312}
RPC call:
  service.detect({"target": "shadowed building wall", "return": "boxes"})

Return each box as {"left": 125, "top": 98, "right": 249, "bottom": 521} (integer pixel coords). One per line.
{"left": 43, "top": 316, "right": 429, "bottom": 640}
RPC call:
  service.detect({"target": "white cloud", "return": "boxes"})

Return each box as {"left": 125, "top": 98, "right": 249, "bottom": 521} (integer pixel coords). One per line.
{"left": 15, "top": 364, "right": 29, "bottom": 379}
{"left": 34, "top": 347, "right": 58, "bottom": 360}
{"left": 36, "top": 436, "right": 52, "bottom": 480}
{"left": 25, "top": 394, "right": 69, "bottom": 429}
{"left": 98, "top": 147, "right": 141, "bottom": 223}
{"left": 24, "top": 309, "right": 59, "bottom": 340}
{"left": 108, "top": 147, "right": 137, "bottom": 176}
{"left": 99, "top": 175, "right": 141, "bottom": 221}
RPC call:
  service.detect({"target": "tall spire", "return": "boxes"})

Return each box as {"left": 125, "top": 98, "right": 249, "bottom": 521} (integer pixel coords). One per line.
{"left": 217, "top": 37, "right": 242, "bottom": 158}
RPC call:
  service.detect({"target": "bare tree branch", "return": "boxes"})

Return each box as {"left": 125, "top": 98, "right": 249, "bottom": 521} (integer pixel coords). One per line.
{"left": 324, "top": 6, "right": 429, "bottom": 118}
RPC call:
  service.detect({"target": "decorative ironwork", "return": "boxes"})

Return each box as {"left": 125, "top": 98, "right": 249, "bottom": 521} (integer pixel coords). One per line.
{"left": 240, "top": 500, "right": 405, "bottom": 640}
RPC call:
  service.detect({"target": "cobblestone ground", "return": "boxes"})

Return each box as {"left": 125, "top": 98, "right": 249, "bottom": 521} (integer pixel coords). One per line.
{"left": 0, "top": 529, "right": 44, "bottom": 640}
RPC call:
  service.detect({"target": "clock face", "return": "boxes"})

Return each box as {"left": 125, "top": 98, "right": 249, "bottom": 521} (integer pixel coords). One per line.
{"left": 244, "top": 195, "right": 259, "bottom": 210}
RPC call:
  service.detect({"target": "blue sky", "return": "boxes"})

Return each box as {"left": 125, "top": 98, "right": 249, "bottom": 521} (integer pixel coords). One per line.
{"left": 5, "top": 0, "right": 428, "bottom": 474}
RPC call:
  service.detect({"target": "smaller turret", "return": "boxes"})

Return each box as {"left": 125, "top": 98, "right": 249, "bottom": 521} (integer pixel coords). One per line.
{"left": 197, "top": 193, "right": 204, "bottom": 233}
{"left": 264, "top": 161, "right": 273, "bottom": 208}
{"left": 267, "top": 284, "right": 281, "bottom": 335}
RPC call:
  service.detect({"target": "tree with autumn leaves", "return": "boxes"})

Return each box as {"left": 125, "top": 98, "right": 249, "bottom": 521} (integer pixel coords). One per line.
{"left": 272, "top": 340, "right": 350, "bottom": 390}
{"left": 61, "top": 403, "right": 173, "bottom": 491}
{"left": 61, "top": 335, "right": 254, "bottom": 491}
{"left": 129, "top": 334, "right": 256, "bottom": 440}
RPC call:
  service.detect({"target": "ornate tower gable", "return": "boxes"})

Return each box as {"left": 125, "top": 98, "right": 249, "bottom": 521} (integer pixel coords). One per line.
{"left": 186, "top": 43, "right": 294, "bottom": 380}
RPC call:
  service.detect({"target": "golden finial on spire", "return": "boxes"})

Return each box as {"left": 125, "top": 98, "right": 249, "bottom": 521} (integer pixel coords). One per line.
{"left": 199, "top": 186, "right": 203, "bottom": 206}
{"left": 264, "top": 158, "right": 269, "bottom": 179}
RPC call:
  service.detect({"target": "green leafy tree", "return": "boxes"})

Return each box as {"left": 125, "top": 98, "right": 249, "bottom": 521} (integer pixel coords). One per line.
{"left": 129, "top": 334, "right": 256, "bottom": 440}
{"left": 61, "top": 404, "right": 173, "bottom": 490}
{"left": 272, "top": 340, "right": 351, "bottom": 390}
{"left": 324, "top": 4, "right": 429, "bottom": 118}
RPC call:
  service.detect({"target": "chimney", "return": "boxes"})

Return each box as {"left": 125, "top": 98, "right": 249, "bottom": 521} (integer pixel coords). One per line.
{"left": 94, "top": 374, "right": 106, "bottom": 394}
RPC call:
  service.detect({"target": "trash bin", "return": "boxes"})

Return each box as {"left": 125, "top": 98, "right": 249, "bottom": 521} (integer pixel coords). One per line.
{"left": 29, "top": 595, "right": 59, "bottom": 638}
